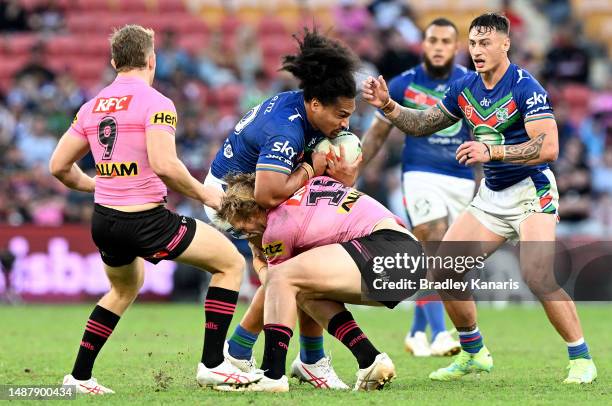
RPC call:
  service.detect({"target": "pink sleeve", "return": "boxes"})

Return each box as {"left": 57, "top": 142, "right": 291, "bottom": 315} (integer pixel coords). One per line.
{"left": 67, "top": 107, "right": 87, "bottom": 140}
{"left": 145, "top": 92, "right": 177, "bottom": 135}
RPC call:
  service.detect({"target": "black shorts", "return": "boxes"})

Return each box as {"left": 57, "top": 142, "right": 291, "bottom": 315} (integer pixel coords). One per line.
{"left": 340, "top": 229, "right": 425, "bottom": 309}
{"left": 91, "top": 204, "right": 197, "bottom": 267}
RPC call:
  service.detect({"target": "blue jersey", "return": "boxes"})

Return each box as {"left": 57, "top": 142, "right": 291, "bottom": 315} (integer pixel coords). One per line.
{"left": 438, "top": 64, "right": 555, "bottom": 191}
{"left": 210, "top": 91, "right": 325, "bottom": 179}
{"left": 380, "top": 64, "right": 473, "bottom": 179}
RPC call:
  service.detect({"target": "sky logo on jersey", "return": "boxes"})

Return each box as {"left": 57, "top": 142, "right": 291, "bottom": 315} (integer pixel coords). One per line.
{"left": 93, "top": 96, "right": 133, "bottom": 113}
{"left": 263, "top": 241, "right": 284, "bottom": 260}
{"left": 271, "top": 140, "right": 298, "bottom": 160}
{"left": 95, "top": 161, "right": 138, "bottom": 177}
{"left": 150, "top": 111, "right": 177, "bottom": 129}
{"left": 526, "top": 92, "right": 547, "bottom": 109}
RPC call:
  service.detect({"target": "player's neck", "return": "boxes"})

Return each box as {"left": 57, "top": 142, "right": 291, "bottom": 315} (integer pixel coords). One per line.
{"left": 116, "top": 70, "right": 151, "bottom": 86}
{"left": 480, "top": 58, "right": 511, "bottom": 89}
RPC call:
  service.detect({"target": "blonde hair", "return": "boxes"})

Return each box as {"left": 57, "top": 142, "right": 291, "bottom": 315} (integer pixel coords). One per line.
{"left": 109, "top": 24, "right": 154, "bottom": 72}
{"left": 217, "top": 173, "right": 265, "bottom": 223}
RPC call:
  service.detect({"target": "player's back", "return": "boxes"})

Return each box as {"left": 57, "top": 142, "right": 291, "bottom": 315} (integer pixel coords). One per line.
{"left": 263, "top": 176, "right": 401, "bottom": 264}
{"left": 69, "top": 76, "right": 178, "bottom": 205}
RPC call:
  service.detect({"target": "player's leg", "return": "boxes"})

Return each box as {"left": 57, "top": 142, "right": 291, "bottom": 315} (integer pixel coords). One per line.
{"left": 428, "top": 210, "right": 505, "bottom": 381}
{"left": 64, "top": 257, "right": 144, "bottom": 394}
{"left": 252, "top": 244, "right": 395, "bottom": 392}
{"left": 519, "top": 214, "right": 597, "bottom": 384}
{"left": 174, "top": 219, "right": 261, "bottom": 387}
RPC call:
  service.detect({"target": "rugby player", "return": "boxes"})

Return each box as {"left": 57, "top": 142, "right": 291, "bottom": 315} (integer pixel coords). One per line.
{"left": 361, "top": 18, "right": 469, "bottom": 357}
{"left": 216, "top": 173, "right": 426, "bottom": 392}
{"left": 362, "top": 13, "right": 597, "bottom": 384}
{"left": 50, "top": 25, "right": 261, "bottom": 394}
{"left": 205, "top": 29, "right": 361, "bottom": 389}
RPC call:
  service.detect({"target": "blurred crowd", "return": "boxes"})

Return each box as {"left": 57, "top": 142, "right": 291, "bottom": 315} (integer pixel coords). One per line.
{"left": 1, "top": 0, "right": 611, "bottom": 237}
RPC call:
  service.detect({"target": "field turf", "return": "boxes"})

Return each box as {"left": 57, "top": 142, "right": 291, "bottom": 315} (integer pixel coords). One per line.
{"left": 1, "top": 303, "right": 610, "bottom": 405}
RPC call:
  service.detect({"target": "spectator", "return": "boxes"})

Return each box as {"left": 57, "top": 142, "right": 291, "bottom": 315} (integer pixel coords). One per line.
{"left": 16, "top": 114, "right": 56, "bottom": 168}
{"left": 0, "top": 0, "right": 28, "bottom": 32}
{"left": 15, "top": 42, "right": 56, "bottom": 86}
{"left": 28, "top": 0, "right": 65, "bottom": 33}
{"left": 542, "top": 24, "right": 591, "bottom": 85}
{"left": 155, "top": 30, "right": 193, "bottom": 82}
{"left": 375, "top": 28, "right": 419, "bottom": 79}
{"left": 334, "top": 0, "right": 372, "bottom": 36}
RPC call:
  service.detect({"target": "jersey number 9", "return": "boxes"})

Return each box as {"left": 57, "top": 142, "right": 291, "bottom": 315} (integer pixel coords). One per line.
{"left": 98, "top": 116, "right": 118, "bottom": 160}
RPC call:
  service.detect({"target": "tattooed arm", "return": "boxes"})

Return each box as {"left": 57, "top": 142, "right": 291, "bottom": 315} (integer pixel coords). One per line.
{"left": 361, "top": 75, "right": 458, "bottom": 136}
{"left": 456, "top": 118, "right": 559, "bottom": 166}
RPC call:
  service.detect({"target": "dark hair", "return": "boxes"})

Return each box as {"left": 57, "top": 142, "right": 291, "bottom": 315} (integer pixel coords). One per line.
{"left": 281, "top": 28, "right": 358, "bottom": 105}
{"left": 469, "top": 13, "right": 510, "bottom": 35}
{"left": 426, "top": 18, "right": 458, "bottom": 34}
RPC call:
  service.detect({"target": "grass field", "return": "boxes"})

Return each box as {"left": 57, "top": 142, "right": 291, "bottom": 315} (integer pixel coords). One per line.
{"left": 1, "top": 303, "right": 610, "bottom": 405}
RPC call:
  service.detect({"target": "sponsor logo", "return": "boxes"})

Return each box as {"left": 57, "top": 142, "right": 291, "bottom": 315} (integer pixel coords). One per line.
{"left": 80, "top": 341, "right": 95, "bottom": 350}
{"left": 526, "top": 105, "right": 551, "bottom": 116}
{"left": 264, "top": 95, "right": 279, "bottom": 114}
{"left": 263, "top": 241, "right": 284, "bottom": 259}
{"left": 265, "top": 154, "right": 293, "bottom": 166}
{"left": 149, "top": 249, "right": 169, "bottom": 259}
{"left": 495, "top": 107, "right": 509, "bottom": 123}
{"left": 278, "top": 341, "right": 288, "bottom": 350}
{"left": 223, "top": 142, "right": 233, "bottom": 158}
{"left": 95, "top": 161, "right": 138, "bottom": 177}
{"left": 480, "top": 97, "right": 491, "bottom": 107}
{"left": 93, "top": 95, "right": 133, "bottom": 113}
{"left": 150, "top": 111, "right": 177, "bottom": 129}
{"left": 288, "top": 109, "right": 303, "bottom": 122}
{"left": 337, "top": 189, "right": 363, "bottom": 213}
{"left": 526, "top": 92, "right": 547, "bottom": 109}
{"left": 235, "top": 103, "right": 262, "bottom": 133}
{"left": 516, "top": 68, "right": 528, "bottom": 83}
{"left": 349, "top": 333, "right": 367, "bottom": 348}
{"left": 72, "top": 113, "right": 78, "bottom": 126}
{"left": 205, "top": 322, "right": 219, "bottom": 330}
{"left": 271, "top": 140, "right": 298, "bottom": 160}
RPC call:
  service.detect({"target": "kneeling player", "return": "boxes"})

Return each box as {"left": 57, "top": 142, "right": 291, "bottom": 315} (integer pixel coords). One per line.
{"left": 217, "top": 174, "right": 426, "bottom": 391}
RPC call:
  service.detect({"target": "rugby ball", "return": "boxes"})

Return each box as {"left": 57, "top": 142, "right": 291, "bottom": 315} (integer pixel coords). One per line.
{"left": 314, "top": 131, "right": 362, "bottom": 164}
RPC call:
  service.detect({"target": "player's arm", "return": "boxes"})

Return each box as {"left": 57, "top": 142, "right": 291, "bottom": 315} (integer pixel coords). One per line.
{"left": 147, "top": 129, "right": 222, "bottom": 208}
{"left": 456, "top": 119, "right": 559, "bottom": 166}
{"left": 362, "top": 75, "right": 458, "bottom": 136}
{"left": 254, "top": 157, "right": 324, "bottom": 208}
{"left": 49, "top": 132, "right": 95, "bottom": 193}
{"left": 359, "top": 115, "right": 393, "bottom": 167}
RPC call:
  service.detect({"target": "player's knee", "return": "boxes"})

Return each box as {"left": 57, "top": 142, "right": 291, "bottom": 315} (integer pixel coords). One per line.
{"left": 265, "top": 266, "right": 294, "bottom": 293}
{"left": 521, "top": 264, "right": 557, "bottom": 296}
{"left": 110, "top": 281, "right": 140, "bottom": 303}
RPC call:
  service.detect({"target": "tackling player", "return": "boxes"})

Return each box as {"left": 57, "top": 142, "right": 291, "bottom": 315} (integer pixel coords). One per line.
{"left": 204, "top": 29, "right": 361, "bottom": 389}
{"left": 361, "top": 18, "right": 468, "bottom": 357}
{"left": 216, "top": 173, "right": 426, "bottom": 392}
{"left": 50, "top": 25, "right": 261, "bottom": 394}
{"left": 362, "top": 13, "right": 596, "bottom": 384}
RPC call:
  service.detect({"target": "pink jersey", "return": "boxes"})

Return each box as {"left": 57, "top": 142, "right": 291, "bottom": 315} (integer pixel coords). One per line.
{"left": 68, "top": 76, "right": 177, "bottom": 205}
{"left": 262, "top": 176, "right": 403, "bottom": 266}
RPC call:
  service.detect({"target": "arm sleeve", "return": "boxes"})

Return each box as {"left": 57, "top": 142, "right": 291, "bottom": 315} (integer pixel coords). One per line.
{"left": 437, "top": 77, "right": 464, "bottom": 121}
{"left": 256, "top": 124, "right": 305, "bottom": 175}
{"left": 66, "top": 106, "right": 87, "bottom": 140}
{"left": 145, "top": 94, "right": 178, "bottom": 135}
{"left": 516, "top": 77, "right": 555, "bottom": 124}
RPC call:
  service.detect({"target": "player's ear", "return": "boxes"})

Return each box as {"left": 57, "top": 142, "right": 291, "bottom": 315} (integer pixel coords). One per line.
{"left": 148, "top": 52, "right": 156, "bottom": 70}
{"left": 310, "top": 98, "right": 321, "bottom": 112}
{"left": 110, "top": 59, "right": 116, "bottom": 69}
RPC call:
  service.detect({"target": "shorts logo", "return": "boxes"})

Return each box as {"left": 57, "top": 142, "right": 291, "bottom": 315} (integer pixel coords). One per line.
{"left": 263, "top": 241, "right": 284, "bottom": 260}
{"left": 95, "top": 161, "right": 139, "bottom": 177}
{"left": 223, "top": 142, "right": 233, "bottom": 158}
{"left": 93, "top": 96, "right": 133, "bottom": 113}
{"left": 337, "top": 189, "right": 363, "bottom": 213}
{"left": 150, "top": 111, "right": 177, "bottom": 129}
{"left": 414, "top": 197, "right": 431, "bottom": 217}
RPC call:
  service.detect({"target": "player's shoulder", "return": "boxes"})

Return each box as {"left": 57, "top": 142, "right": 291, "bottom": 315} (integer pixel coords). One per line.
{"left": 453, "top": 64, "right": 470, "bottom": 76}
{"left": 509, "top": 64, "right": 545, "bottom": 91}
{"left": 389, "top": 66, "right": 418, "bottom": 86}
{"left": 143, "top": 86, "right": 176, "bottom": 108}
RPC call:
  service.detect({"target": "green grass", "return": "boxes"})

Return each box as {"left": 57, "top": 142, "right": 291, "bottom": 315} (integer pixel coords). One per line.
{"left": 1, "top": 303, "right": 610, "bottom": 405}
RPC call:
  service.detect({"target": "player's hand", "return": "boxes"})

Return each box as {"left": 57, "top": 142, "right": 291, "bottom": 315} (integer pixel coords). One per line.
{"left": 456, "top": 141, "right": 491, "bottom": 166}
{"left": 362, "top": 75, "right": 391, "bottom": 109}
{"left": 248, "top": 240, "right": 267, "bottom": 278}
{"left": 310, "top": 150, "right": 328, "bottom": 176}
{"left": 326, "top": 144, "right": 362, "bottom": 186}
{"left": 200, "top": 185, "right": 225, "bottom": 210}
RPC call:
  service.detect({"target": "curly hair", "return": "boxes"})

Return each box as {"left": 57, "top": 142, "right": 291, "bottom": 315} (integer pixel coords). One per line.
{"left": 217, "top": 173, "right": 265, "bottom": 224}
{"left": 280, "top": 28, "right": 358, "bottom": 105}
